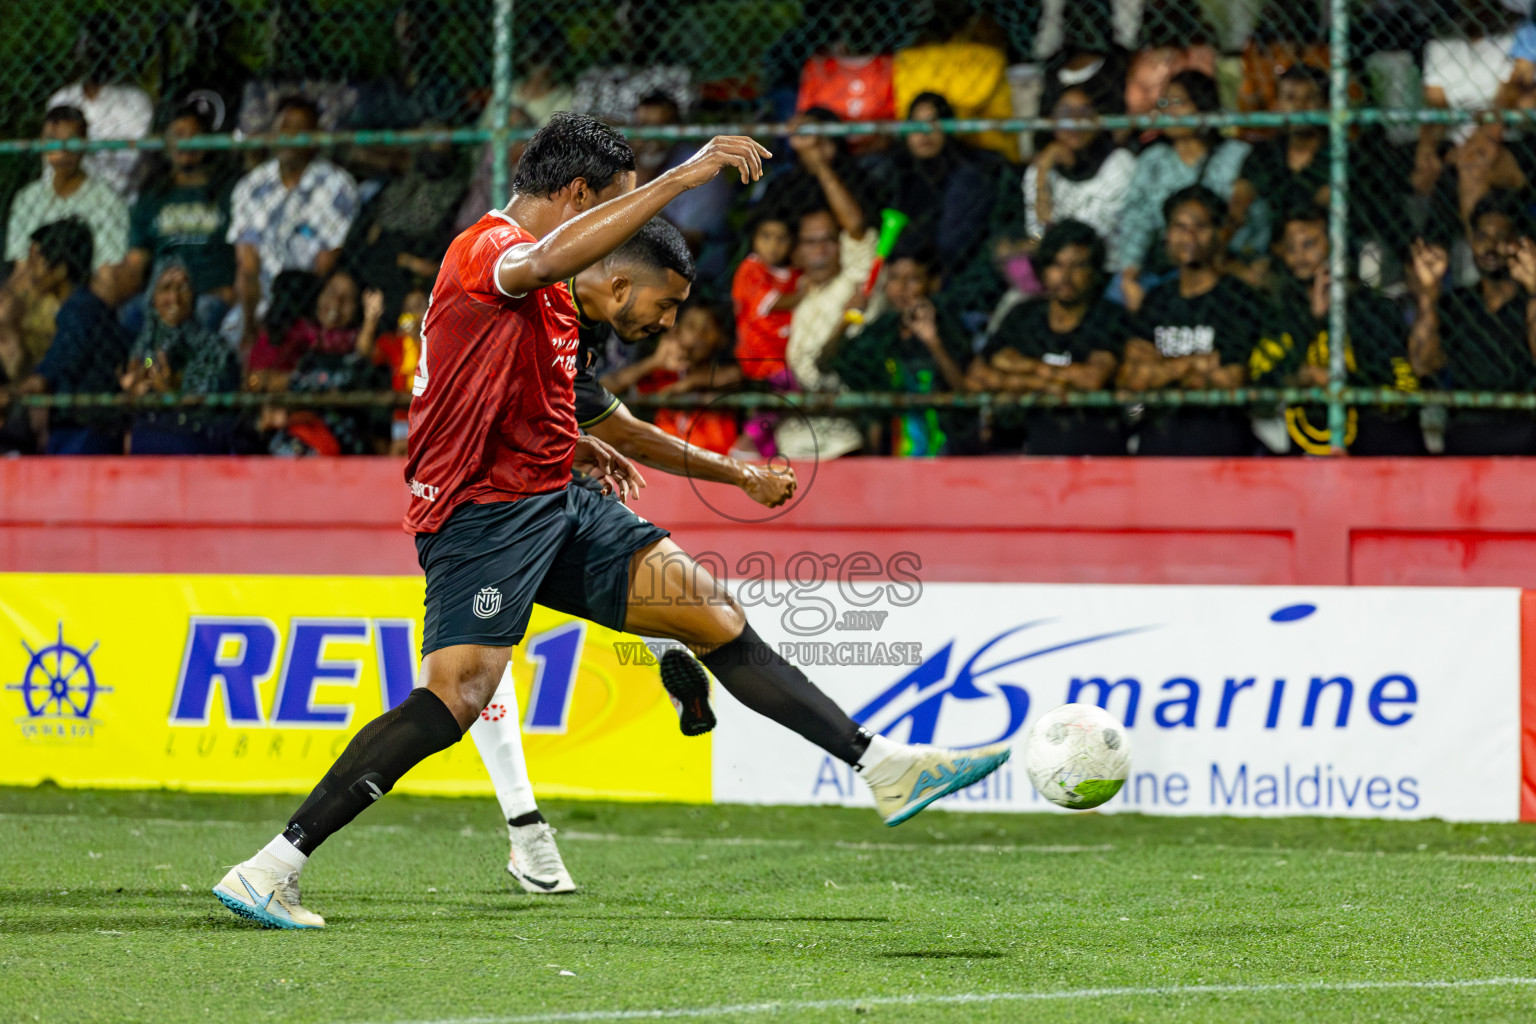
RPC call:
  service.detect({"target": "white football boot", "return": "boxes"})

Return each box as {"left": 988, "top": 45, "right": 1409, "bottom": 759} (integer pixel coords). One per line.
{"left": 862, "top": 743, "right": 1013, "bottom": 826}
{"left": 507, "top": 822, "right": 577, "bottom": 894}
{"left": 212, "top": 861, "right": 325, "bottom": 929}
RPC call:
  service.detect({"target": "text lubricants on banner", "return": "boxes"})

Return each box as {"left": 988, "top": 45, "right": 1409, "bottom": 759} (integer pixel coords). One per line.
{"left": 713, "top": 584, "right": 1523, "bottom": 823}
{"left": 0, "top": 573, "right": 707, "bottom": 803}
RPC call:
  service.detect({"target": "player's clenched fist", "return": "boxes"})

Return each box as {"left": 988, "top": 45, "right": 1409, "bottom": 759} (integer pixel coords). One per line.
{"left": 740, "top": 462, "right": 796, "bottom": 508}
{"left": 573, "top": 432, "right": 647, "bottom": 502}
{"left": 669, "top": 135, "right": 772, "bottom": 188}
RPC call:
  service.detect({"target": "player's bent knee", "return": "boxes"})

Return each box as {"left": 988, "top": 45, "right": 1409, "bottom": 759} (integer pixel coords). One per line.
{"left": 682, "top": 596, "right": 746, "bottom": 652}
{"left": 718, "top": 595, "right": 747, "bottom": 640}
{"left": 422, "top": 645, "right": 510, "bottom": 730}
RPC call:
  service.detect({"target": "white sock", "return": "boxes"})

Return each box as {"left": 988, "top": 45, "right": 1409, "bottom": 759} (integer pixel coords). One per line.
{"left": 855, "top": 732, "right": 903, "bottom": 774}
{"left": 254, "top": 834, "right": 307, "bottom": 874}
{"left": 469, "top": 663, "right": 541, "bottom": 824}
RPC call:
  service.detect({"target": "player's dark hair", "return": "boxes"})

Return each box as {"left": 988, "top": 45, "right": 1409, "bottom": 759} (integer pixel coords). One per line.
{"left": 1035, "top": 219, "right": 1107, "bottom": 291}
{"left": 43, "top": 105, "right": 89, "bottom": 137}
{"left": 605, "top": 217, "right": 696, "bottom": 283}
{"left": 30, "top": 218, "right": 94, "bottom": 286}
{"left": 511, "top": 111, "right": 636, "bottom": 199}
{"left": 1163, "top": 183, "right": 1228, "bottom": 225}
{"left": 273, "top": 94, "right": 321, "bottom": 125}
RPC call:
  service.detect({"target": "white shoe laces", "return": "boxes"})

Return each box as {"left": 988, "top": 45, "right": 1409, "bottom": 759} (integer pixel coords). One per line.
{"left": 274, "top": 869, "right": 304, "bottom": 905}
{"left": 515, "top": 824, "right": 567, "bottom": 880}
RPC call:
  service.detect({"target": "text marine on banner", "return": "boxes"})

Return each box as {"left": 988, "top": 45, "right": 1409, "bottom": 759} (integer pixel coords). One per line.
{"left": 711, "top": 583, "right": 1522, "bottom": 823}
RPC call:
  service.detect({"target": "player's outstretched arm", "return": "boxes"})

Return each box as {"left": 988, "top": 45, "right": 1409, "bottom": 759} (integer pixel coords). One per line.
{"left": 498, "top": 137, "right": 772, "bottom": 297}
{"left": 589, "top": 403, "right": 796, "bottom": 508}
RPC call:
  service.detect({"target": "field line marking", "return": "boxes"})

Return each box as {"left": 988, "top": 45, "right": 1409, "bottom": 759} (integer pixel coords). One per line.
{"left": 353, "top": 977, "right": 1536, "bottom": 1024}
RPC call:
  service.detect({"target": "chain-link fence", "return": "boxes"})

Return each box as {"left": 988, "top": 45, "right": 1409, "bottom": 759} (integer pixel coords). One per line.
{"left": 2, "top": 0, "right": 1535, "bottom": 457}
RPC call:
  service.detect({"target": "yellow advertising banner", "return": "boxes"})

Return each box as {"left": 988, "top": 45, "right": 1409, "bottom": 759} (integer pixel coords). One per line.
{"left": 0, "top": 573, "right": 709, "bottom": 803}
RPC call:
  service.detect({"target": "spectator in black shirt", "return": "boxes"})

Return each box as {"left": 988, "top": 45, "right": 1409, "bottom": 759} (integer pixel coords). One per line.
{"left": 117, "top": 103, "right": 236, "bottom": 331}
{"left": 7, "top": 219, "right": 130, "bottom": 454}
{"left": 1122, "top": 185, "right": 1264, "bottom": 455}
{"left": 867, "top": 93, "right": 997, "bottom": 281}
{"left": 1409, "top": 192, "right": 1536, "bottom": 454}
{"left": 1228, "top": 65, "right": 1329, "bottom": 281}
{"left": 828, "top": 247, "right": 973, "bottom": 455}
{"left": 341, "top": 139, "right": 467, "bottom": 327}
{"left": 973, "top": 220, "right": 1131, "bottom": 454}
{"left": 1250, "top": 205, "right": 1424, "bottom": 455}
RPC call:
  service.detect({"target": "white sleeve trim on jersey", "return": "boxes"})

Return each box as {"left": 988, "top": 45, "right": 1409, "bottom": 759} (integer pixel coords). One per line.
{"left": 494, "top": 242, "right": 534, "bottom": 299}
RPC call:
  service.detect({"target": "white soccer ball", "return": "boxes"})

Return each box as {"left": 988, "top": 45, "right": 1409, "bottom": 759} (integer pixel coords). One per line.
{"left": 1023, "top": 703, "right": 1132, "bottom": 809}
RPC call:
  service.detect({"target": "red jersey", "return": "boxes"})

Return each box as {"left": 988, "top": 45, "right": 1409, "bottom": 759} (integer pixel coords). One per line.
{"left": 731, "top": 254, "right": 800, "bottom": 380}
{"left": 403, "top": 212, "right": 581, "bottom": 534}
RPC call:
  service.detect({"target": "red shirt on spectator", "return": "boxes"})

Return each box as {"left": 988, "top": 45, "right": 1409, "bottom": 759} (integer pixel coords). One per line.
{"left": 797, "top": 55, "right": 895, "bottom": 122}
{"left": 635, "top": 365, "right": 740, "bottom": 455}
{"left": 246, "top": 320, "right": 358, "bottom": 372}
{"left": 732, "top": 253, "right": 800, "bottom": 381}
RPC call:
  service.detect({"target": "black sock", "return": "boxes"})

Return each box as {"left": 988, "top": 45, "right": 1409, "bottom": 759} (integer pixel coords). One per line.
{"left": 283, "top": 688, "right": 463, "bottom": 854}
{"left": 700, "top": 622, "right": 870, "bottom": 764}
{"left": 508, "top": 810, "right": 546, "bottom": 827}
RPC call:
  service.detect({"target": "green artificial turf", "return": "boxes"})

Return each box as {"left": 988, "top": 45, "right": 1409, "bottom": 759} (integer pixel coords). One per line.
{"left": 2, "top": 785, "right": 1534, "bottom": 1024}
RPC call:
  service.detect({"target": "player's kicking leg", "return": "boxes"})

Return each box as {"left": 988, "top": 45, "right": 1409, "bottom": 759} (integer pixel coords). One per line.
{"left": 622, "top": 538, "right": 1010, "bottom": 826}
{"left": 213, "top": 493, "right": 574, "bottom": 928}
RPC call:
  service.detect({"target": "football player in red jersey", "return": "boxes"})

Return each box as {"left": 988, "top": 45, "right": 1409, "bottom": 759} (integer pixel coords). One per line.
{"left": 213, "top": 119, "right": 1007, "bottom": 930}
{"left": 465, "top": 220, "right": 1008, "bottom": 894}
{"left": 214, "top": 115, "right": 769, "bottom": 929}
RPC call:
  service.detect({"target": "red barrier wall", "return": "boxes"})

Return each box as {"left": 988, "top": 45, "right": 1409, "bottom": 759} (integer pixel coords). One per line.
{"left": 3, "top": 457, "right": 1536, "bottom": 585}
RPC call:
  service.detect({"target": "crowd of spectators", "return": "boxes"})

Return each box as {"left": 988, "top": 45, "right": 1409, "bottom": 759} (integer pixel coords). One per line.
{"left": 5, "top": 0, "right": 1536, "bottom": 457}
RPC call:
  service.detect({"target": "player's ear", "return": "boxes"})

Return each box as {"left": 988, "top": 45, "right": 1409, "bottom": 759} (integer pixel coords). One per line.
{"left": 567, "top": 177, "right": 594, "bottom": 212}
{"left": 609, "top": 272, "right": 632, "bottom": 306}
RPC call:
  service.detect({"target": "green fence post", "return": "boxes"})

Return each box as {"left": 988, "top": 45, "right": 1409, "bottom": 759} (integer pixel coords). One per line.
{"left": 1326, "top": 0, "right": 1351, "bottom": 453}
{"left": 490, "top": 0, "right": 514, "bottom": 207}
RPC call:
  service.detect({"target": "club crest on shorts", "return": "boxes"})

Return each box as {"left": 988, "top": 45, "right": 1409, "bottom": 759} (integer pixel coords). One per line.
{"left": 472, "top": 586, "right": 503, "bottom": 619}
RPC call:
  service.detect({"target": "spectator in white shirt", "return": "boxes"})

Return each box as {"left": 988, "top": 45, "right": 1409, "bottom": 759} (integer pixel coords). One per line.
{"left": 1023, "top": 82, "right": 1135, "bottom": 268}
{"left": 225, "top": 96, "right": 359, "bottom": 349}
{"left": 778, "top": 133, "right": 880, "bottom": 460}
{"left": 4, "top": 107, "right": 128, "bottom": 277}
{"left": 47, "top": 12, "right": 153, "bottom": 198}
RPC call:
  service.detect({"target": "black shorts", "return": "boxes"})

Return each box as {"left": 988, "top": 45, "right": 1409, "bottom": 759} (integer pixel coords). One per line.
{"left": 415, "top": 485, "right": 669, "bottom": 655}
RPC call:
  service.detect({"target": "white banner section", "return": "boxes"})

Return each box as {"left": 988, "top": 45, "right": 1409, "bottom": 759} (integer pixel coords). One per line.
{"left": 710, "top": 584, "right": 1521, "bottom": 822}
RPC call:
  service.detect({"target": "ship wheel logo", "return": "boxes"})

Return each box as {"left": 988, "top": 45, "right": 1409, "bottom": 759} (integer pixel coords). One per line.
{"left": 6, "top": 624, "right": 110, "bottom": 720}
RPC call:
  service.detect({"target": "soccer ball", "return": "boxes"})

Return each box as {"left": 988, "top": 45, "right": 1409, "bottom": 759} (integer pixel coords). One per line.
{"left": 1023, "top": 703, "right": 1131, "bottom": 809}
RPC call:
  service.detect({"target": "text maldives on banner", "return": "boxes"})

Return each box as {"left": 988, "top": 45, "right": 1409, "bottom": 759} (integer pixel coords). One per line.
{"left": 712, "top": 584, "right": 1521, "bottom": 822}
{"left": 0, "top": 573, "right": 707, "bottom": 803}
